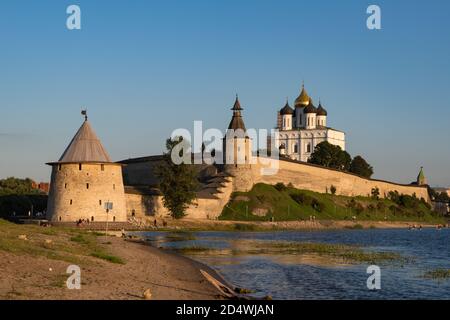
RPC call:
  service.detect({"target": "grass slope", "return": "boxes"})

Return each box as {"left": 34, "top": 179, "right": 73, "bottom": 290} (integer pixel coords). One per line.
{"left": 0, "top": 219, "right": 124, "bottom": 265}
{"left": 220, "top": 183, "right": 444, "bottom": 223}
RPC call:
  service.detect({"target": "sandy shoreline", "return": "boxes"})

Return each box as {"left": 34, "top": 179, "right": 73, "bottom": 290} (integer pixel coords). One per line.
{"left": 0, "top": 235, "right": 232, "bottom": 300}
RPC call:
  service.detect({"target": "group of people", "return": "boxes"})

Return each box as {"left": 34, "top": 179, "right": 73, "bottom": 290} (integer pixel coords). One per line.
{"left": 76, "top": 218, "right": 91, "bottom": 227}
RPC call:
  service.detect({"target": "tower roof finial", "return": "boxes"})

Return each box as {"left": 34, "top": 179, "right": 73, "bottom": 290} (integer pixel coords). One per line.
{"left": 81, "top": 109, "right": 88, "bottom": 121}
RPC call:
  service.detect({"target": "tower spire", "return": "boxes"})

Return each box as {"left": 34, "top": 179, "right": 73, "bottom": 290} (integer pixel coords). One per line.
{"left": 81, "top": 109, "right": 88, "bottom": 121}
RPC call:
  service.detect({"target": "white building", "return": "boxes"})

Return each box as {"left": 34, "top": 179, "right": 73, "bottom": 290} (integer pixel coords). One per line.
{"left": 274, "top": 84, "right": 345, "bottom": 162}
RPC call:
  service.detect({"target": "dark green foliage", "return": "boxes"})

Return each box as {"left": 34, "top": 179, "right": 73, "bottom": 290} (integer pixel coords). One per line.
{"left": 371, "top": 187, "right": 380, "bottom": 200}
{"left": 435, "top": 192, "right": 450, "bottom": 202}
{"left": 155, "top": 137, "right": 199, "bottom": 219}
{"left": 330, "top": 185, "right": 337, "bottom": 195}
{"left": 308, "top": 141, "right": 351, "bottom": 171}
{"left": 274, "top": 182, "right": 287, "bottom": 192}
{"left": 349, "top": 156, "right": 374, "bottom": 178}
{"left": 0, "top": 177, "right": 42, "bottom": 196}
{"left": 0, "top": 195, "right": 47, "bottom": 218}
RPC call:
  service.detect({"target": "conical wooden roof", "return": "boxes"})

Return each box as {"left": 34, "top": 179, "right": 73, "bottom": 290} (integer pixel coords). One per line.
{"left": 57, "top": 120, "right": 112, "bottom": 163}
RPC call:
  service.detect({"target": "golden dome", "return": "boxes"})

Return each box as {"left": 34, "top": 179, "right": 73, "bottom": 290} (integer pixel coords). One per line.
{"left": 294, "top": 84, "right": 310, "bottom": 107}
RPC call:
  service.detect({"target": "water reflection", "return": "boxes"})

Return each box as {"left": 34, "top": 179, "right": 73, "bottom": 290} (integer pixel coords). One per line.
{"left": 135, "top": 229, "right": 450, "bottom": 299}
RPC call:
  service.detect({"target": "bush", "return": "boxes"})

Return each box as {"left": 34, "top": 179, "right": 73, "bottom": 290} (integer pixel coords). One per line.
{"left": 371, "top": 187, "right": 380, "bottom": 200}
{"left": 330, "top": 185, "right": 337, "bottom": 195}
{"left": 274, "top": 182, "right": 287, "bottom": 192}
{"left": 376, "top": 202, "right": 386, "bottom": 211}
{"left": 290, "top": 193, "right": 313, "bottom": 206}
{"left": 311, "top": 199, "right": 325, "bottom": 212}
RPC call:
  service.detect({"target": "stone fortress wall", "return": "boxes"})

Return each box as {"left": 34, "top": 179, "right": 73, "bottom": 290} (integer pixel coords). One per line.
{"left": 247, "top": 157, "right": 429, "bottom": 201}
{"left": 120, "top": 156, "right": 429, "bottom": 220}
{"left": 46, "top": 163, "right": 127, "bottom": 222}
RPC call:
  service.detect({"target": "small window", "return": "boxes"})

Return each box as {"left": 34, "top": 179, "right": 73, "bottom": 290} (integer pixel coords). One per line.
{"left": 91, "top": 216, "right": 94, "bottom": 222}
{"left": 79, "top": 164, "right": 82, "bottom": 171}
{"left": 58, "top": 164, "right": 62, "bottom": 171}
{"left": 64, "top": 183, "right": 67, "bottom": 189}
{"left": 131, "top": 209, "right": 135, "bottom": 217}
{"left": 113, "top": 184, "right": 116, "bottom": 190}
{"left": 86, "top": 183, "right": 89, "bottom": 189}
{"left": 70, "top": 199, "right": 73, "bottom": 205}
{"left": 59, "top": 216, "right": 62, "bottom": 221}
{"left": 113, "top": 216, "right": 116, "bottom": 222}
{"left": 101, "top": 164, "right": 105, "bottom": 171}
{"left": 99, "top": 200, "right": 102, "bottom": 206}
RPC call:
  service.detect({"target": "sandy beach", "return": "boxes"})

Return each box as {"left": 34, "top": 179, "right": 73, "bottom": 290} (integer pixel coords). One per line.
{"left": 0, "top": 235, "right": 229, "bottom": 300}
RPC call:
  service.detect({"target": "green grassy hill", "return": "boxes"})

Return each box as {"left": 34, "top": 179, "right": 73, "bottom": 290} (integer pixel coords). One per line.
{"left": 219, "top": 183, "right": 444, "bottom": 223}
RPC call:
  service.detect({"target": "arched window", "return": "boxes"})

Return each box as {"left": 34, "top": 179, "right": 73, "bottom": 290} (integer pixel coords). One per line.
{"left": 307, "top": 143, "right": 311, "bottom": 153}
{"left": 294, "top": 144, "right": 298, "bottom": 153}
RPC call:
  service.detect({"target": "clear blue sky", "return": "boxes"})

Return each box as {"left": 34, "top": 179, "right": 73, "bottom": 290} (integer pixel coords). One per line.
{"left": 1, "top": 0, "right": 449, "bottom": 187}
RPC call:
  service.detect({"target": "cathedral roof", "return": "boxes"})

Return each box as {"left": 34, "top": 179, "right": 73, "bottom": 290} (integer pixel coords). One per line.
{"left": 280, "top": 101, "right": 294, "bottom": 115}
{"left": 294, "top": 84, "right": 310, "bottom": 107}
{"left": 316, "top": 102, "right": 328, "bottom": 116}
{"left": 56, "top": 117, "right": 112, "bottom": 163}
{"left": 304, "top": 99, "right": 317, "bottom": 114}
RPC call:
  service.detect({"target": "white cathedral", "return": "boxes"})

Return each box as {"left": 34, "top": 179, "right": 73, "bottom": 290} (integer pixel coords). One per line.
{"left": 274, "top": 84, "right": 345, "bottom": 162}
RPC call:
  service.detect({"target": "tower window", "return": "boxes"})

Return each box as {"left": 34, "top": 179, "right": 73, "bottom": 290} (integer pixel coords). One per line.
{"left": 79, "top": 164, "right": 82, "bottom": 171}
{"left": 64, "top": 183, "right": 67, "bottom": 189}
{"left": 99, "top": 200, "right": 102, "bottom": 206}
{"left": 86, "top": 183, "right": 89, "bottom": 189}
{"left": 91, "top": 216, "right": 94, "bottom": 222}
{"left": 58, "top": 164, "right": 62, "bottom": 171}
{"left": 113, "top": 184, "right": 116, "bottom": 190}
{"left": 70, "top": 199, "right": 73, "bottom": 205}
{"left": 101, "top": 164, "right": 105, "bottom": 171}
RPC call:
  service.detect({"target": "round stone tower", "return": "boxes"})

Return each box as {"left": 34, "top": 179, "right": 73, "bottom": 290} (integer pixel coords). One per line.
{"left": 46, "top": 112, "right": 127, "bottom": 222}
{"left": 222, "top": 96, "right": 254, "bottom": 192}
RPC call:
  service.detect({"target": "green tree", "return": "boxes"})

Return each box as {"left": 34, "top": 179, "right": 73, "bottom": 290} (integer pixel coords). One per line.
{"left": 349, "top": 155, "right": 374, "bottom": 178}
{"left": 0, "top": 177, "right": 41, "bottom": 196}
{"left": 308, "top": 141, "right": 351, "bottom": 171}
{"left": 371, "top": 187, "right": 380, "bottom": 200}
{"left": 330, "top": 185, "right": 337, "bottom": 195}
{"left": 155, "top": 137, "right": 199, "bottom": 219}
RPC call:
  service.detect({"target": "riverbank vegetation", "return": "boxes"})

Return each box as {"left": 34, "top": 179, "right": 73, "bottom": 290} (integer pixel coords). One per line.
{"left": 173, "top": 239, "right": 406, "bottom": 265}
{"left": 220, "top": 183, "right": 444, "bottom": 223}
{"left": 423, "top": 269, "right": 450, "bottom": 280}
{"left": 0, "top": 219, "right": 124, "bottom": 265}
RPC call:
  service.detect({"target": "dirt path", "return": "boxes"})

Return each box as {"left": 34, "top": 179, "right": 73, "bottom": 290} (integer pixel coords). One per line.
{"left": 0, "top": 236, "right": 226, "bottom": 300}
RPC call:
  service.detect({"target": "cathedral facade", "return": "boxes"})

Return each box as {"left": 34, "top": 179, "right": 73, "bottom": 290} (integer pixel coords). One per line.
{"left": 274, "top": 85, "right": 345, "bottom": 162}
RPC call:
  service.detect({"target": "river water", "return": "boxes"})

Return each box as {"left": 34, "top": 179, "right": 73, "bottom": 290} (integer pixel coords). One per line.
{"left": 136, "top": 228, "right": 450, "bottom": 299}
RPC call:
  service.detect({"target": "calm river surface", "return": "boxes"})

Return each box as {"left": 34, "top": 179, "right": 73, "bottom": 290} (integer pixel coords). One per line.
{"left": 135, "top": 228, "right": 450, "bottom": 299}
